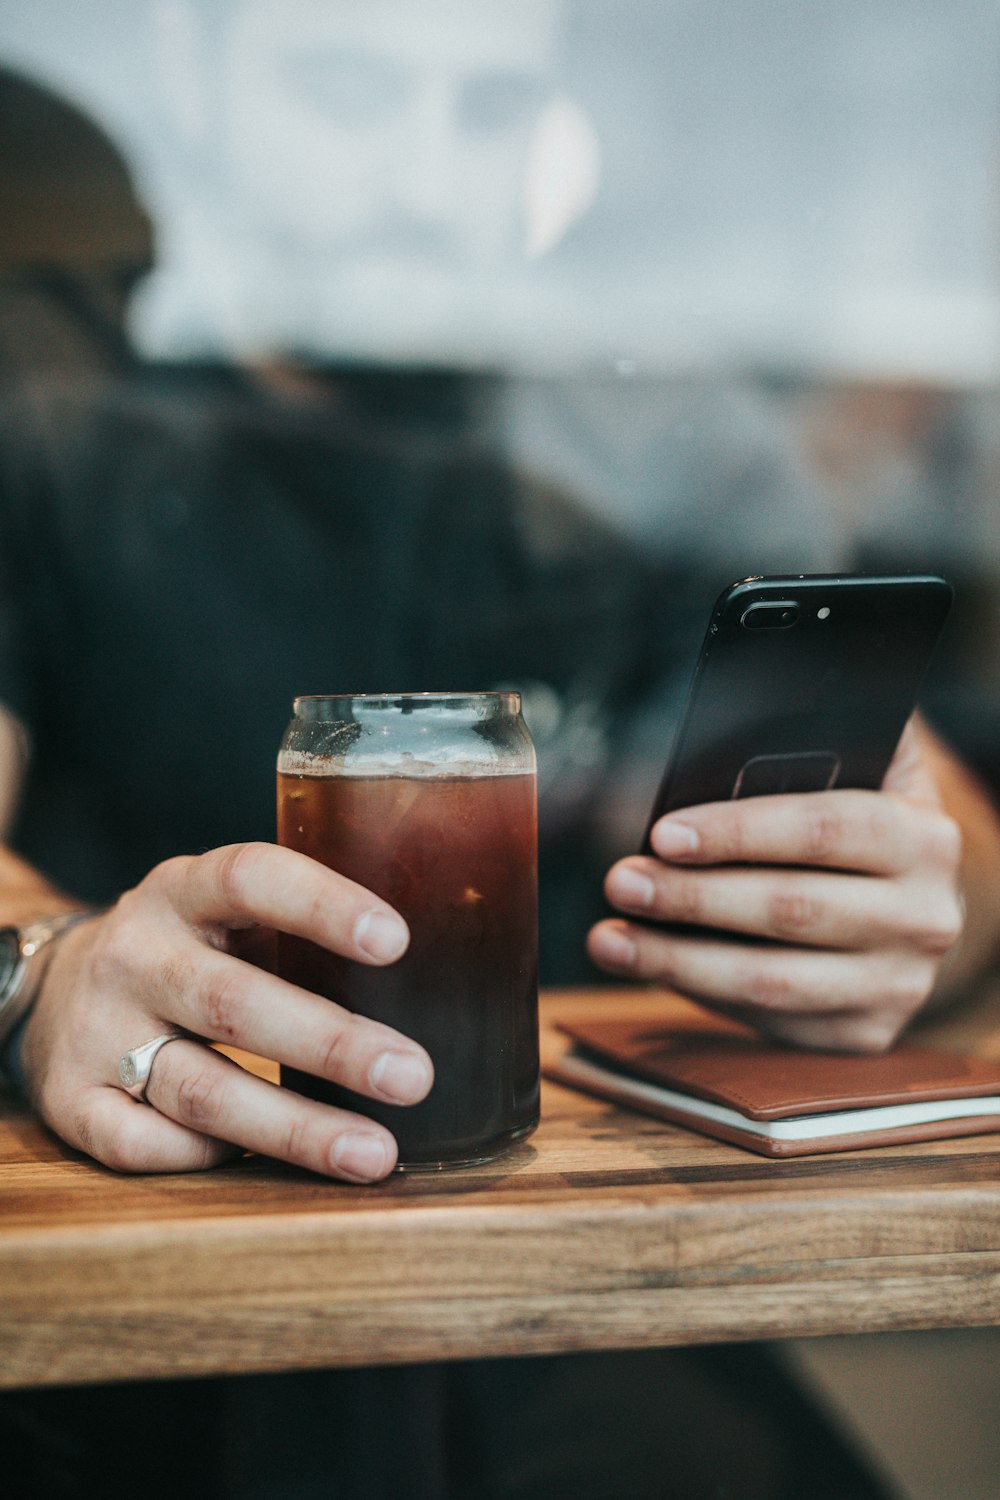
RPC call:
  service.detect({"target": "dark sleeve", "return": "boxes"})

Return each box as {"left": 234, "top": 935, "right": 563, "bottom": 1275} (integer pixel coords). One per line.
{"left": 0, "top": 395, "right": 40, "bottom": 734}
{"left": 0, "top": 401, "right": 41, "bottom": 1094}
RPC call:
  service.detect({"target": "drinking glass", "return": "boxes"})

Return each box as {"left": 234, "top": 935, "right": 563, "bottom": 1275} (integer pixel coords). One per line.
{"left": 277, "top": 692, "right": 539, "bottom": 1169}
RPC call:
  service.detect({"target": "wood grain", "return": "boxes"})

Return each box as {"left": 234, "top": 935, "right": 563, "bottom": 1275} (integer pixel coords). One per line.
{"left": 3, "top": 985, "right": 1000, "bottom": 1389}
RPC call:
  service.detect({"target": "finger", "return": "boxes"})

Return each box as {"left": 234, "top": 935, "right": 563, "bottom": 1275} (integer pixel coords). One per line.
{"left": 587, "top": 918, "right": 934, "bottom": 1036}
{"left": 650, "top": 789, "right": 957, "bottom": 878}
{"left": 161, "top": 843, "right": 410, "bottom": 964}
{"left": 69, "top": 1086, "right": 240, "bottom": 1174}
{"left": 684, "top": 994, "right": 911, "bottom": 1053}
{"left": 145, "top": 1037, "right": 400, "bottom": 1181}
{"left": 667, "top": 991, "right": 892, "bottom": 1052}
{"left": 751, "top": 1007, "right": 907, "bottom": 1053}
{"left": 153, "top": 938, "right": 433, "bottom": 1106}
{"left": 604, "top": 857, "right": 962, "bottom": 954}
{"left": 881, "top": 715, "right": 943, "bottom": 808}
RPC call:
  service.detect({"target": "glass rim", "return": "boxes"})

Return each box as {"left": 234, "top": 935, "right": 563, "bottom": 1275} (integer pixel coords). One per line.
{"left": 292, "top": 690, "right": 521, "bottom": 713}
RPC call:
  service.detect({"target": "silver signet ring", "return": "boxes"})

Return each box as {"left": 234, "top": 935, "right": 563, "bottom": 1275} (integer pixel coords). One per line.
{"left": 118, "top": 1032, "right": 187, "bottom": 1102}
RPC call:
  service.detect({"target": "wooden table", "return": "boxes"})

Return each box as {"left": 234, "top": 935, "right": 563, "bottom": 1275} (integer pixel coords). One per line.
{"left": 4, "top": 986, "right": 1000, "bottom": 1390}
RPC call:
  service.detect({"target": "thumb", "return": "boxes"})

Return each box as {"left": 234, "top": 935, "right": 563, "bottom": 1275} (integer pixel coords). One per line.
{"left": 881, "top": 714, "right": 943, "bottom": 809}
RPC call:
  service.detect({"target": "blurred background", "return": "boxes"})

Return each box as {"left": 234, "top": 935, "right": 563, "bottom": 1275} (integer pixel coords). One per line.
{"left": 2, "top": 0, "right": 997, "bottom": 378}
{"left": 4, "top": 0, "right": 1000, "bottom": 751}
{"left": 3, "top": 5, "right": 1000, "bottom": 1494}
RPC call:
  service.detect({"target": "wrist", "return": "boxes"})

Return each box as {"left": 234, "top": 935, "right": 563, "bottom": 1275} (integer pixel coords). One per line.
{"left": 0, "top": 912, "right": 104, "bottom": 1090}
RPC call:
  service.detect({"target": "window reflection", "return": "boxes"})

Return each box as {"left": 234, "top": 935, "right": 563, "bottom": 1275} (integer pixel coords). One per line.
{"left": 2, "top": 0, "right": 1000, "bottom": 796}
{"left": 4, "top": 0, "right": 995, "bottom": 375}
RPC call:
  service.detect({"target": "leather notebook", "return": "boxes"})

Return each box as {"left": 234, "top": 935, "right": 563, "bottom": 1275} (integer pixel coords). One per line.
{"left": 548, "top": 1011, "right": 1000, "bottom": 1157}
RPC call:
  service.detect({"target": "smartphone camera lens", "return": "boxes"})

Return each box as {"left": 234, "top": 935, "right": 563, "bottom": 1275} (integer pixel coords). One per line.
{"left": 741, "top": 602, "right": 799, "bottom": 630}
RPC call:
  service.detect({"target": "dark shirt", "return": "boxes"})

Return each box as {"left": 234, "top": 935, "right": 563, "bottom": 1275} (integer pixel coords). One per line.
{"left": 0, "top": 363, "right": 671, "bottom": 981}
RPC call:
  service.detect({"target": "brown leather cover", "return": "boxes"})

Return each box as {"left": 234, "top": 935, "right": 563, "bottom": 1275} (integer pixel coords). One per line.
{"left": 547, "top": 1011, "right": 1000, "bottom": 1157}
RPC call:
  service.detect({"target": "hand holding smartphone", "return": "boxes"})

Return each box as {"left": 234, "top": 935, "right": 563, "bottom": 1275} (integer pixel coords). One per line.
{"left": 643, "top": 572, "right": 953, "bottom": 848}
{"left": 591, "top": 572, "right": 963, "bottom": 1051}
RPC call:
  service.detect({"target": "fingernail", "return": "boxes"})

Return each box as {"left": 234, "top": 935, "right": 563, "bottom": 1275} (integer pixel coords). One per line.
{"left": 592, "top": 924, "right": 637, "bottom": 970}
{"left": 652, "top": 818, "right": 700, "bottom": 859}
{"left": 371, "top": 1049, "right": 432, "bottom": 1104}
{"left": 331, "top": 1132, "right": 393, "bottom": 1182}
{"left": 608, "top": 865, "right": 655, "bottom": 910}
{"left": 355, "top": 909, "right": 409, "bottom": 963}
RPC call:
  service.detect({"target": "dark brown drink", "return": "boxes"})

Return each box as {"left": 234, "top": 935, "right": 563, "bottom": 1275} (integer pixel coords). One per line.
{"left": 277, "top": 765, "right": 539, "bottom": 1167}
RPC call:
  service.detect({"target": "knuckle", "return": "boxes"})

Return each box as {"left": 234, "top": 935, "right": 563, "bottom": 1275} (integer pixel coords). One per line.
{"left": 744, "top": 962, "right": 799, "bottom": 1012}
{"left": 631, "top": 936, "right": 676, "bottom": 984}
{"left": 96, "top": 1113, "right": 145, "bottom": 1174}
{"left": 772, "top": 1013, "right": 901, "bottom": 1055}
{"left": 110, "top": 885, "right": 143, "bottom": 923}
{"left": 803, "top": 805, "right": 847, "bottom": 863}
{"left": 149, "top": 853, "right": 194, "bottom": 888}
{"left": 158, "top": 950, "right": 197, "bottom": 1003}
{"left": 884, "top": 963, "right": 932, "bottom": 1018}
{"left": 315, "top": 1018, "right": 354, "bottom": 1080}
{"left": 279, "top": 1114, "right": 313, "bottom": 1164}
{"left": 301, "top": 882, "right": 336, "bottom": 936}
{"left": 765, "top": 887, "right": 822, "bottom": 939}
{"left": 200, "top": 967, "right": 249, "bottom": 1042}
{"left": 662, "top": 872, "right": 703, "bottom": 926}
{"left": 71, "top": 1104, "right": 101, "bottom": 1162}
{"left": 89, "top": 908, "right": 144, "bottom": 988}
{"left": 843, "top": 1017, "right": 902, "bottom": 1055}
{"left": 900, "top": 889, "right": 965, "bottom": 955}
{"left": 139, "top": 855, "right": 195, "bottom": 908}
{"left": 91, "top": 873, "right": 190, "bottom": 989}
{"left": 213, "top": 843, "right": 270, "bottom": 913}
{"left": 921, "top": 898, "right": 965, "bottom": 956}
{"left": 927, "top": 812, "right": 963, "bottom": 871}
{"left": 720, "top": 806, "right": 751, "bottom": 862}
{"left": 175, "top": 1063, "right": 227, "bottom": 1133}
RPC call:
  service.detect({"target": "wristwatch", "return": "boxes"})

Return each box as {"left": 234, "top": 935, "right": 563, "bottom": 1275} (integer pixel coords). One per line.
{"left": 0, "top": 912, "right": 100, "bottom": 1046}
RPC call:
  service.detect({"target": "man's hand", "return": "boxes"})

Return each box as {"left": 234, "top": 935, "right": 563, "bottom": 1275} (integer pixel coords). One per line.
{"left": 21, "top": 843, "right": 433, "bottom": 1181}
{"left": 588, "top": 719, "right": 965, "bottom": 1051}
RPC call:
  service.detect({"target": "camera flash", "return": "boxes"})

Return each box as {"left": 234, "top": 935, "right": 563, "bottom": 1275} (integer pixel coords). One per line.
{"left": 817, "top": 607, "right": 831, "bottom": 620}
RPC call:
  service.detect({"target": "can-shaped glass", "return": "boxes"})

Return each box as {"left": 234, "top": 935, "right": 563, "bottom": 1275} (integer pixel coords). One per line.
{"left": 276, "top": 692, "right": 539, "bottom": 1169}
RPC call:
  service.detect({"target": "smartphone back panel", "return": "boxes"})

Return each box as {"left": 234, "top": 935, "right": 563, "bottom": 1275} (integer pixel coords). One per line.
{"left": 645, "top": 574, "right": 952, "bottom": 834}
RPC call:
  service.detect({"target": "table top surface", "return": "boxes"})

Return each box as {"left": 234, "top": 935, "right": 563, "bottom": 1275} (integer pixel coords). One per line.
{"left": 4, "top": 985, "right": 1000, "bottom": 1389}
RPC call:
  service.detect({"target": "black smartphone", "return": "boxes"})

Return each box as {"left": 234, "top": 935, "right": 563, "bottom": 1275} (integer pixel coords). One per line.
{"left": 642, "top": 572, "right": 953, "bottom": 848}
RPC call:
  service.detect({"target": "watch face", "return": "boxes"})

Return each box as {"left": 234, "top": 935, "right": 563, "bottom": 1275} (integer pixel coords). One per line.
{"left": 0, "top": 929, "right": 20, "bottom": 997}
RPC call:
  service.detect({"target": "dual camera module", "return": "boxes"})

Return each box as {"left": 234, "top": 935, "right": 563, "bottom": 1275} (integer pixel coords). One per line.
{"left": 740, "top": 601, "right": 831, "bottom": 630}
